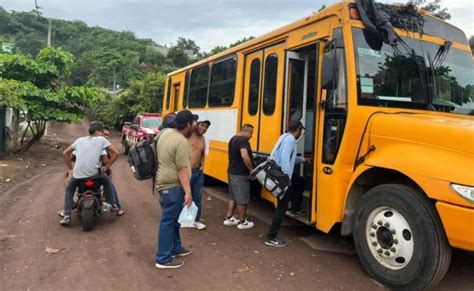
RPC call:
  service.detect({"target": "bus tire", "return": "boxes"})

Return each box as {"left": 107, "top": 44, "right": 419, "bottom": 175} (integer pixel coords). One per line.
{"left": 352, "top": 184, "right": 451, "bottom": 291}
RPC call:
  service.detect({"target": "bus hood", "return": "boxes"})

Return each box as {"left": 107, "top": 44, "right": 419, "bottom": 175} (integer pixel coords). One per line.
{"left": 369, "top": 113, "right": 474, "bottom": 155}
{"left": 366, "top": 113, "right": 474, "bottom": 185}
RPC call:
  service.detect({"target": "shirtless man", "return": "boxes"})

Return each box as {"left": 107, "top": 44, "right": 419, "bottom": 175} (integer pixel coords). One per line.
{"left": 186, "top": 117, "right": 211, "bottom": 230}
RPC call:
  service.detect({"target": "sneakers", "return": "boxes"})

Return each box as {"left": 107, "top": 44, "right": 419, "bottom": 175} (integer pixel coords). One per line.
{"left": 194, "top": 221, "right": 206, "bottom": 230}
{"left": 223, "top": 216, "right": 239, "bottom": 226}
{"left": 237, "top": 219, "right": 254, "bottom": 230}
{"left": 173, "top": 248, "right": 192, "bottom": 258}
{"left": 59, "top": 216, "right": 72, "bottom": 226}
{"left": 181, "top": 221, "right": 206, "bottom": 230}
{"left": 155, "top": 258, "right": 184, "bottom": 269}
{"left": 224, "top": 217, "right": 254, "bottom": 229}
{"left": 265, "top": 237, "right": 287, "bottom": 247}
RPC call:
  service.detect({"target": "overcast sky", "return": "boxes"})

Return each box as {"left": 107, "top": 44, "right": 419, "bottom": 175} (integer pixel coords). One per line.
{"left": 1, "top": 0, "right": 472, "bottom": 51}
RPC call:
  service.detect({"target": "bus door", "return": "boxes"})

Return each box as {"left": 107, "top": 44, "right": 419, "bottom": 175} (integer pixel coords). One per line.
{"left": 242, "top": 44, "right": 285, "bottom": 153}
{"left": 316, "top": 29, "right": 348, "bottom": 231}
{"left": 284, "top": 44, "right": 320, "bottom": 223}
{"left": 242, "top": 51, "right": 263, "bottom": 150}
{"left": 284, "top": 51, "right": 308, "bottom": 155}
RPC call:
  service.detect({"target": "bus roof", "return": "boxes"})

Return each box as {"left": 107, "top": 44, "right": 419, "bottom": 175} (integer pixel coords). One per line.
{"left": 167, "top": 1, "right": 345, "bottom": 77}
{"left": 166, "top": 0, "right": 467, "bottom": 77}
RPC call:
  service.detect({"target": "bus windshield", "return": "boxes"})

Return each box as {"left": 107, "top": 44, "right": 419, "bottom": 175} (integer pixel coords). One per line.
{"left": 353, "top": 28, "right": 474, "bottom": 115}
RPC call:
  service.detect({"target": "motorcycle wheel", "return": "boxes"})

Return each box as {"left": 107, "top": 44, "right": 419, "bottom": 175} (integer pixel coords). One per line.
{"left": 81, "top": 207, "right": 95, "bottom": 231}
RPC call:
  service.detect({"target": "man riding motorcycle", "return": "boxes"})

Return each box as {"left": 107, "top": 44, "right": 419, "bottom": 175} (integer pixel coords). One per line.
{"left": 60, "top": 121, "right": 119, "bottom": 226}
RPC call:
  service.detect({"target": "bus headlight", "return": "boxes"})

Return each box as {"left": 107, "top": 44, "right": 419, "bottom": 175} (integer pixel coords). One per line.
{"left": 451, "top": 184, "right": 474, "bottom": 203}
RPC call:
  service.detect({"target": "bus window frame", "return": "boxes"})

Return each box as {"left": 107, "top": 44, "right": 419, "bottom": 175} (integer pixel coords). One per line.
{"left": 165, "top": 77, "right": 172, "bottom": 110}
{"left": 183, "top": 71, "right": 190, "bottom": 109}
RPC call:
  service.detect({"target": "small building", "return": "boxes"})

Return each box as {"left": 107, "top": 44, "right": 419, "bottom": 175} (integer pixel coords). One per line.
{"left": 0, "top": 42, "right": 14, "bottom": 53}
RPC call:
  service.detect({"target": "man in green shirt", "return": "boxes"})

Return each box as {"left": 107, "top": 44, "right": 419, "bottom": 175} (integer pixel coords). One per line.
{"left": 155, "top": 110, "right": 198, "bottom": 269}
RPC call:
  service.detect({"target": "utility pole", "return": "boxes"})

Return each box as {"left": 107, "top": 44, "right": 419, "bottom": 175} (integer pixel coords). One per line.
{"left": 47, "top": 19, "right": 51, "bottom": 46}
{"left": 34, "top": 0, "right": 51, "bottom": 46}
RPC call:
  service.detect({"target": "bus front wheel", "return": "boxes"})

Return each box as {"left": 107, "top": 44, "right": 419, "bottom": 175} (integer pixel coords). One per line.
{"left": 352, "top": 184, "right": 451, "bottom": 291}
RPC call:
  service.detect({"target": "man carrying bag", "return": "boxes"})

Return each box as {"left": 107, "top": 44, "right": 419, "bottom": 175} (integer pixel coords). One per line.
{"left": 264, "top": 119, "right": 307, "bottom": 247}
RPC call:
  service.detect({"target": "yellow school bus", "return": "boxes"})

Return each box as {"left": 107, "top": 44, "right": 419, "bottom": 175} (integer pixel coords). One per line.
{"left": 162, "top": 0, "right": 473, "bottom": 289}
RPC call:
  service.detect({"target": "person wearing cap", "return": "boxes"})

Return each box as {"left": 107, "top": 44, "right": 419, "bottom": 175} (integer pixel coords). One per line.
{"left": 184, "top": 116, "right": 211, "bottom": 230}
{"left": 154, "top": 110, "right": 198, "bottom": 269}
{"left": 158, "top": 113, "right": 177, "bottom": 131}
{"left": 264, "top": 119, "right": 308, "bottom": 247}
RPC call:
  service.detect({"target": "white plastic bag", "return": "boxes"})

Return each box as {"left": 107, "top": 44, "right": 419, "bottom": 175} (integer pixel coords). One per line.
{"left": 178, "top": 202, "right": 198, "bottom": 227}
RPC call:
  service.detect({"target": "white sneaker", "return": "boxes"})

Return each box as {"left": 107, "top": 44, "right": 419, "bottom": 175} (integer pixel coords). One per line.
{"left": 223, "top": 216, "right": 239, "bottom": 226}
{"left": 194, "top": 221, "right": 206, "bottom": 230}
{"left": 237, "top": 219, "right": 254, "bottom": 230}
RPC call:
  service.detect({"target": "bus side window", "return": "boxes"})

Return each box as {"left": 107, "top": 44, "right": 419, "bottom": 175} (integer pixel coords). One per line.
{"left": 321, "top": 28, "right": 348, "bottom": 165}
{"left": 263, "top": 54, "right": 279, "bottom": 115}
{"left": 189, "top": 65, "right": 209, "bottom": 108}
{"left": 209, "top": 55, "right": 237, "bottom": 107}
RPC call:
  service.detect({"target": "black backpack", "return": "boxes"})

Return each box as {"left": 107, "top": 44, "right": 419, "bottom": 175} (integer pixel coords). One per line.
{"left": 128, "top": 139, "right": 157, "bottom": 181}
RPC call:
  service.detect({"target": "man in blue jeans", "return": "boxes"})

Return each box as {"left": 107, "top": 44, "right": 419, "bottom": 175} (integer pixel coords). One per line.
{"left": 155, "top": 110, "right": 198, "bottom": 269}
{"left": 185, "top": 116, "right": 211, "bottom": 230}
{"left": 60, "top": 121, "right": 118, "bottom": 226}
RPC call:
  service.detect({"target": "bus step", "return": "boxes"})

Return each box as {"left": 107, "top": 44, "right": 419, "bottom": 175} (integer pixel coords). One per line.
{"left": 285, "top": 210, "right": 316, "bottom": 225}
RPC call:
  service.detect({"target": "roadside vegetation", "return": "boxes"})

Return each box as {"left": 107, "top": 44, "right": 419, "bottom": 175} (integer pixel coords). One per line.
{"left": 0, "top": 7, "right": 253, "bottom": 148}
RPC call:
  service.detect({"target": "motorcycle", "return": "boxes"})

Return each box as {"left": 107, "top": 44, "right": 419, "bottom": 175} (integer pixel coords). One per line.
{"left": 75, "top": 178, "right": 112, "bottom": 231}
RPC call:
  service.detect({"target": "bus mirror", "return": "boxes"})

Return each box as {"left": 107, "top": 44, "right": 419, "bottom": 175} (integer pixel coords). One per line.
{"left": 320, "top": 89, "right": 328, "bottom": 110}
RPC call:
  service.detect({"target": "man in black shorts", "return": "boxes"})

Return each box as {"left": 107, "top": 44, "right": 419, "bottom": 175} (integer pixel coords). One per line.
{"left": 223, "top": 124, "right": 255, "bottom": 230}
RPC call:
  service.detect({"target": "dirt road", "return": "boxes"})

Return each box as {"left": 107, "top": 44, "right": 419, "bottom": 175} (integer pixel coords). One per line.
{"left": 1, "top": 122, "right": 473, "bottom": 290}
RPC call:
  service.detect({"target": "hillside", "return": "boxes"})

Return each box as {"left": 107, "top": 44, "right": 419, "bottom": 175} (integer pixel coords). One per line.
{"left": 0, "top": 7, "right": 197, "bottom": 89}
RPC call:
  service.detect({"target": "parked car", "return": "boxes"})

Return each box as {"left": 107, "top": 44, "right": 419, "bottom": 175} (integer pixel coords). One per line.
{"left": 121, "top": 113, "right": 162, "bottom": 154}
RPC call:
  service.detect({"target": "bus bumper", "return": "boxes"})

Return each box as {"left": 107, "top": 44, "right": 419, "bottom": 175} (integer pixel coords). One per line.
{"left": 436, "top": 202, "right": 474, "bottom": 251}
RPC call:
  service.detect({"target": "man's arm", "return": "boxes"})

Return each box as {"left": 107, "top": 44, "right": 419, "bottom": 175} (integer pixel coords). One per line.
{"left": 279, "top": 140, "right": 293, "bottom": 176}
{"left": 178, "top": 167, "right": 193, "bottom": 207}
{"left": 63, "top": 146, "right": 75, "bottom": 174}
{"left": 103, "top": 144, "right": 119, "bottom": 171}
{"left": 240, "top": 148, "right": 254, "bottom": 172}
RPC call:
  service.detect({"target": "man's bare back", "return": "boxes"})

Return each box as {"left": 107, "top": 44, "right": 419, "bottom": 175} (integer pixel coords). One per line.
{"left": 189, "top": 132, "right": 205, "bottom": 169}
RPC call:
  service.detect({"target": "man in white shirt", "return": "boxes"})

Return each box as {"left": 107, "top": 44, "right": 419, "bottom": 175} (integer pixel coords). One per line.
{"left": 60, "top": 121, "right": 118, "bottom": 226}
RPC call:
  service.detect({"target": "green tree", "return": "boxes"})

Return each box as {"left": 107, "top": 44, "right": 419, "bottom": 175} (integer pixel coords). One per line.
{"left": 175, "top": 37, "right": 200, "bottom": 56}
{"left": 409, "top": 0, "right": 451, "bottom": 20}
{"left": 0, "top": 48, "right": 105, "bottom": 152}
{"left": 167, "top": 46, "right": 191, "bottom": 68}
{"left": 94, "top": 71, "right": 166, "bottom": 128}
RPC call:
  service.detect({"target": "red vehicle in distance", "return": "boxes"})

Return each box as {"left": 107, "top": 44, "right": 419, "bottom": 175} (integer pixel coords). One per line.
{"left": 121, "top": 113, "right": 162, "bottom": 154}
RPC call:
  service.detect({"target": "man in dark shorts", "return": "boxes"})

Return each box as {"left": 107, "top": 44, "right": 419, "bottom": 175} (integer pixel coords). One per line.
{"left": 223, "top": 124, "right": 255, "bottom": 230}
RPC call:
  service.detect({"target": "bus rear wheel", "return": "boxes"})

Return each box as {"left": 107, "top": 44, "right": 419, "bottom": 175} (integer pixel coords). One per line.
{"left": 352, "top": 184, "right": 451, "bottom": 291}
